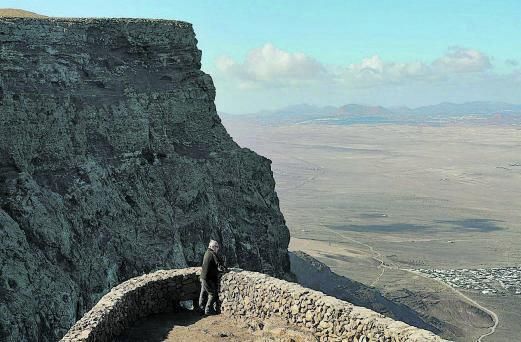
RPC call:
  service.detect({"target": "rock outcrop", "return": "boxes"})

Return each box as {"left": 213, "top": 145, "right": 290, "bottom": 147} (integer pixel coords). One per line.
{"left": 0, "top": 17, "right": 290, "bottom": 341}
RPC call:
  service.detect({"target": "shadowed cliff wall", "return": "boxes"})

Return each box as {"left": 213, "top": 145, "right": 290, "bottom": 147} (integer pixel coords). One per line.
{"left": 0, "top": 17, "right": 290, "bottom": 341}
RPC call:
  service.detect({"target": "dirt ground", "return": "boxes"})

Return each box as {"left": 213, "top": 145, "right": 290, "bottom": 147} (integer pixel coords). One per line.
{"left": 116, "top": 311, "right": 315, "bottom": 342}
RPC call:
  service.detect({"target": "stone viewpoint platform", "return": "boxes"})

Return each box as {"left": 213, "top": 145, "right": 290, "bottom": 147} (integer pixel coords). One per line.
{"left": 62, "top": 268, "right": 447, "bottom": 341}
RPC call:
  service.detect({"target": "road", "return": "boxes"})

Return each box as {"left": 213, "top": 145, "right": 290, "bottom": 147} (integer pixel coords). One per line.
{"left": 407, "top": 269, "right": 499, "bottom": 342}
{"left": 323, "top": 225, "right": 499, "bottom": 342}
{"left": 266, "top": 137, "right": 501, "bottom": 342}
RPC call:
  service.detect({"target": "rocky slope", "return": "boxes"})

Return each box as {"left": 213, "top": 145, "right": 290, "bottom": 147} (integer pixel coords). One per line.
{"left": 0, "top": 8, "right": 46, "bottom": 17}
{"left": 289, "top": 252, "right": 442, "bottom": 334}
{"left": 290, "top": 252, "right": 495, "bottom": 340}
{"left": 0, "top": 17, "right": 290, "bottom": 341}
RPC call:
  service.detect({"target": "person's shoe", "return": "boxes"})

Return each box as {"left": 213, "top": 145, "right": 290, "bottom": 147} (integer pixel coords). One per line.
{"left": 204, "top": 308, "right": 217, "bottom": 315}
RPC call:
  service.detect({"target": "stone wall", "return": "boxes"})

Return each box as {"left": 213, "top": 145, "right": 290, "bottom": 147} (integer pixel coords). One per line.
{"left": 61, "top": 268, "right": 200, "bottom": 341}
{"left": 62, "top": 268, "right": 447, "bottom": 342}
{"left": 220, "top": 270, "right": 449, "bottom": 342}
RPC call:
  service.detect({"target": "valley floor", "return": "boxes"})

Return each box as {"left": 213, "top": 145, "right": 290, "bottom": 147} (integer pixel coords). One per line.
{"left": 223, "top": 119, "right": 521, "bottom": 341}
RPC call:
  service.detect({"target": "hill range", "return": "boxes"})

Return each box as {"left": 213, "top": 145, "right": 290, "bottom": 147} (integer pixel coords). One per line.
{"left": 221, "top": 102, "right": 521, "bottom": 126}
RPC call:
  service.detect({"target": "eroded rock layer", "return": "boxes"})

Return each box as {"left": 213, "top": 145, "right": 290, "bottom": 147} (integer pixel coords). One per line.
{"left": 0, "top": 17, "right": 290, "bottom": 341}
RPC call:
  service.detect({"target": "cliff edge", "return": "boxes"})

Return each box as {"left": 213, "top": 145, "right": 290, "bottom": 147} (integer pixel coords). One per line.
{"left": 0, "top": 17, "right": 290, "bottom": 341}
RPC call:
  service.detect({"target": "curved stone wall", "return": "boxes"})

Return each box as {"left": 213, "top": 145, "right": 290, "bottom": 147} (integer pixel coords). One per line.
{"left": 61, "top": 268, "right": 200, "bottom": 341}
{"left": 62, "top": 268, "right": 447, "bottom": 341}
{"left": 220, "top": 270, "right": 448, "bottom": 342}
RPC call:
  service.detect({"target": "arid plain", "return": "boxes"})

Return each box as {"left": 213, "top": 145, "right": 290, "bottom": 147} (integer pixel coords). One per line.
{"left": 222, "top": 117, "right": 521, "bottom": 342}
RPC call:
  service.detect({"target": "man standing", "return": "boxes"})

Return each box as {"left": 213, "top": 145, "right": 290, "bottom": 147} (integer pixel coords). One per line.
{"left": 199, "top": 239, "right": 226, "bottom": 315}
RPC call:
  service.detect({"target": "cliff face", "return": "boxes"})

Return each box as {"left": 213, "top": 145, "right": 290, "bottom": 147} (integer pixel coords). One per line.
{"left": 0, "top": 18, "right": 290, "bottom": 341}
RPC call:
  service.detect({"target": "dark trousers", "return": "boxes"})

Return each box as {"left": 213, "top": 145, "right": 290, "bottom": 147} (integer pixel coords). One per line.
{"left": 199, "top": 278, "right": 220, "bottom": 313}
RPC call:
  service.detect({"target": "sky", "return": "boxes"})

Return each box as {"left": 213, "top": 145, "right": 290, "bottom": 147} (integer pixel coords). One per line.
{"left": 4, "top": 0, "right": 521, "bottom": 113}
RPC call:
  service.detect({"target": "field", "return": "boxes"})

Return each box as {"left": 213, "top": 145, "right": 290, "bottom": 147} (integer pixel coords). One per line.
{"left": 222, "top": 117, "right": 521, "bottom": 342}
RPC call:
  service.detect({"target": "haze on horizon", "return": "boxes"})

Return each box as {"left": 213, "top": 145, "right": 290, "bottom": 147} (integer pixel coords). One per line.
{"left": 5, "top": 0, "right": 520, "bottom": 113}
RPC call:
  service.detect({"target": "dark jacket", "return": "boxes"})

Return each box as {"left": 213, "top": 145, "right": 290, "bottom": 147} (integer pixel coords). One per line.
{"left": 200, "top": 248, "right": 223, "bottom": 281}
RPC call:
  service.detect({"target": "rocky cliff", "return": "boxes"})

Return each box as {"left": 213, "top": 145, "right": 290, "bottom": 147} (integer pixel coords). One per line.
{"left": 0, "top": 17, "right": 290, "bottom": 341}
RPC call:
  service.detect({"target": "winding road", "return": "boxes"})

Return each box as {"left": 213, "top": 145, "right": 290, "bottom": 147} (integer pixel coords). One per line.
{"left": 323, "top": 225, "right": 499, "bottom": 342}
{"left": 251, "top": 135, "right": 501, "bottom": 341}
{"left": 407, "top": 269, "right": 499, "bottom": 342}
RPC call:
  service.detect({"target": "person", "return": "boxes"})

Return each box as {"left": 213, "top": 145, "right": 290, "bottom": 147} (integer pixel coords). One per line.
{"left": 199, "top": 239, "right": 227, "bottom": 315}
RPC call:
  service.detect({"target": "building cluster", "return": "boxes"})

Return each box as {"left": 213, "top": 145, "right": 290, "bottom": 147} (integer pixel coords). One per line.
{"left": 414, "top": 266, "right": 521, "bottom": 295}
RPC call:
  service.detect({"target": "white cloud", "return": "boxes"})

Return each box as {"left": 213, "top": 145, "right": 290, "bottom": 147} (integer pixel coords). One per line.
{"left": 216, "top": 44, "right": 517, "bottom": 94}
{"left": 341, "top": 47, "right": 495, "bottom": 88}
{"left": 433, "top": 46, "right": 492, "bottom": 73}
{"left": 342, "top": 55, "right": 433, "bottom": 87}
{"left": 215, "top": 43, "right": 326, "bottom": 88}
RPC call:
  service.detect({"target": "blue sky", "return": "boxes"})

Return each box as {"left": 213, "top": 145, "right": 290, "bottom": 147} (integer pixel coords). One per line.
{"left": 5, "top": 0, "right": 521, "bottom": 113}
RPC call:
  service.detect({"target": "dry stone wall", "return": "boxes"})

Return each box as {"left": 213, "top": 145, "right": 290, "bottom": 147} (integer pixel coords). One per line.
{"left": 61, "top": 268, "right": 200, "bottom": 341}
{"left": 63, "top": 268, "right": 447, "bottom": 342}
{"left": 220, "top": 270, "right": 449, "bottom": 342}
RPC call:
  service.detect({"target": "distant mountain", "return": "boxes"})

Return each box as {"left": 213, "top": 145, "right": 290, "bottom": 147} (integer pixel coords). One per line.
{"left": 220, "top": 101, "right": 521, "bottom": 126}
{"left": 224, "top": 104, "right": 337, "bottom": 125}
{"left": 407, "top": 101, "right": 521, "bottom": 115}
{"left": 267, "top": 103, "right": 336, "bottom": 116}
{"left": 334, "top": 104, "right": 394, "bottom": 116}
{"left": 0, "top": 8, "right": 46, "bottom": 17}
